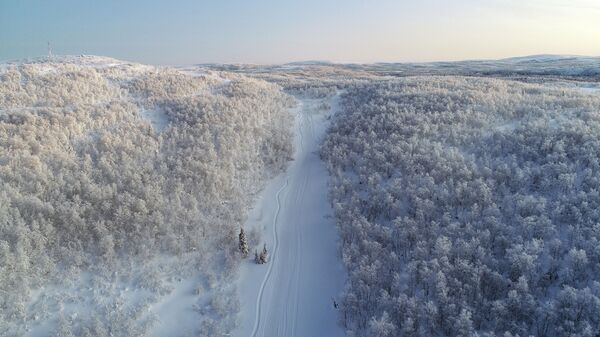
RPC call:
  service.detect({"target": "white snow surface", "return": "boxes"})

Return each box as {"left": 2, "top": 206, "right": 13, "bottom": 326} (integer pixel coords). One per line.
{"left": 547, "top": 81, "right": 600, "bottom": 94}
{"left": 233, "top": 94, "right": 346, "bottom": 337}
{"left": 580, "top": 84, "right": 600, "bottom": 93}
{"left": 140, "top": 107, "right": 170, "bottom": 132}
{"left": 146, "top": 272, "right": 213, "bottom": 337}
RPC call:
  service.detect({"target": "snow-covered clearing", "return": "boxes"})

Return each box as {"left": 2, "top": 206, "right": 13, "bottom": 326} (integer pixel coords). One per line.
{"left": 140, "top": 107, "right": 170, "bottom": 132}
{"left": 146, "top": 271, "right": 216, "bottom": 337}
{"left": 232, "top": 94, "right": 346, "bottom": 337}
{"left": 546, "top": 81, "right": 600, "bottom": 94}
{"left": 22, "top": 256, "right": 219, "bottom": 337}
{"left": 580, "top": 83, "right": 600, "bottom": 93}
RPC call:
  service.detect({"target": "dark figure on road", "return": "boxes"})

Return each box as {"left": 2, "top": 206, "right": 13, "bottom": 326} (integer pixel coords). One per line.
{"left": 332, "top": 298, "right": 338, "bottom": 309}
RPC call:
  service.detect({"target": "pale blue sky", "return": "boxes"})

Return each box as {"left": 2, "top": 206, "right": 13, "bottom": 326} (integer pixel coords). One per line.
{"left": 1, "top": 0, "right": 599, "bottom": 64}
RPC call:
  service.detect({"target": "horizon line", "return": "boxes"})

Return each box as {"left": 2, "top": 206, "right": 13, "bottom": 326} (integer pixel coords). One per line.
{"left": 2, "top": 53, "right": 600, "bottom": 67}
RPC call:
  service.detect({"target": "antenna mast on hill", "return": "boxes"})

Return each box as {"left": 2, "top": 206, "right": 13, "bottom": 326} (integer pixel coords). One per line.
{"left": 47, "top": 41, "right": 53, "bottom": 59}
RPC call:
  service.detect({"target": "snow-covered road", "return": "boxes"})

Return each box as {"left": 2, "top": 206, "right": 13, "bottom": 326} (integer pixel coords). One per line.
{"left": 233, "top": 94, "right": 346, "bottom": 337}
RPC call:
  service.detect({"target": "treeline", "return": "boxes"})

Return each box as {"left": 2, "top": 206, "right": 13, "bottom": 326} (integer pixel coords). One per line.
{"left": 0, "top": 58, "right": 293, "bottom": 336}
{"left": 321, "top": 77, "right": 600, "bottom": 337}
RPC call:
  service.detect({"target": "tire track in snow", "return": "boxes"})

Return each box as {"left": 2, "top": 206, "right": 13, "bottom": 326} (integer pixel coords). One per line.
{"left": 291, "top": 108, "right": 311, "bottom": 337}
{"left": 285, "top": 108, "right": 305, "bottom": 337}
{"left": 250, "top": 178, "right": 288, "bottom": 337}
{"left": 291, "top": 164, "right": 307, "bottom": 337}
{"left": 288, "top": 105, "right": 307, "bottom": 337}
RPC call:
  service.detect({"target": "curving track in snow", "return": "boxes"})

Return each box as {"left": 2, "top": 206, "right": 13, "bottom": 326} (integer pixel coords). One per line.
{"left": 250, "top": 178, "right": 288, "bottom": 337}
{"left": 233, "top": 94, "right": 346, "bottom": 337}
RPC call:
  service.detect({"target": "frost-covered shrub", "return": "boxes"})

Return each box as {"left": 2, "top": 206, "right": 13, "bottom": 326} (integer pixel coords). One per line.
{"left": 0, "top": 57, "right": 293, "bottom": 336}
{"left": 322, "top": 77, "right": 600, "bottom": 337}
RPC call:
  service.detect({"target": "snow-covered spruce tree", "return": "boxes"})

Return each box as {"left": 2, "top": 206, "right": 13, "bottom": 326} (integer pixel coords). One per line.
{"left": 239, "top": 228, "right": 249, "bottom": 258}
{"left": 259, "top": 244, "right": 269, "bottom": 264}
{"left": 254, "top": 244, "right": 268, "bottom": 264}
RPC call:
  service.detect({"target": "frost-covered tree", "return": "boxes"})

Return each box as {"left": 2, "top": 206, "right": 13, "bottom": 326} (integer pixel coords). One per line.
{"left": 367, "top": 312, "right": 396, "bottom": 337}
{"left": 321, "top": 77, "right": 600, "bottom": 336}
{"left": 0, "top": 56, "right": 294, "bottom": 336}
{"left": 255, "top": 244, "right": 268, "bottom": 264}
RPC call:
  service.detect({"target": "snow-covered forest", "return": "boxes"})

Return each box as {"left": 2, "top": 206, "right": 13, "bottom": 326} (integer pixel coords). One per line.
{"left": 3, "top": 54, "right": 600, "bottom": 337}
{"left": 321, "top": 77, "right": 600, "bottom": 336}
{"left": 0, "top": 56, "right": 293, "bottom": 336}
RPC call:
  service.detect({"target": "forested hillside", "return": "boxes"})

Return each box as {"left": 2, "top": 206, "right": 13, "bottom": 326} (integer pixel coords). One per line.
{"left": 322, "top": 77, "right": 600, "bottom": 337}
{"left": 4, "top": 55, "right": 600, "bottom": 337}
{"left": 0, "top": 56, "right": 293, "bottom": 336}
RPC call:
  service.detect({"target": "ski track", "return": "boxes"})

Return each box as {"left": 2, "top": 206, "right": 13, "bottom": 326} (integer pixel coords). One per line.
{"left": 234, "top": 94, "right": 346, "bottom": 337}
{"left": 251, "top": 179, "right": 289, "bottom": 337}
